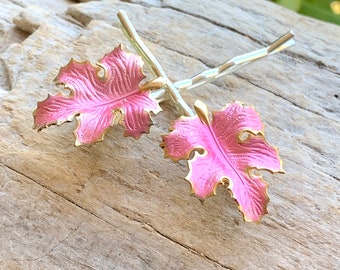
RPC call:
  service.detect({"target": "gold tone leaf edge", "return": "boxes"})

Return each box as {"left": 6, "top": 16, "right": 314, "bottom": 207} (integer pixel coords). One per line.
{"left": 33, "top": 45, "right": 161, "bottom": 146}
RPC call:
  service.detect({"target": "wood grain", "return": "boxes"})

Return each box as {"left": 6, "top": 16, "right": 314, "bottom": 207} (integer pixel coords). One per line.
{"left": 0, "top": 0, "right": 339, "bottom": 269}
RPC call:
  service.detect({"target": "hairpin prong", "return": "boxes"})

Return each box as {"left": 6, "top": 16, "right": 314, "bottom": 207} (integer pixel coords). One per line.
{"left": 150, "top": 31, "right": 294, "bottom": 103}
{"left": 172, "top": 31, "right": 295, "bottom": 91}
{"left": 118, "top": 10, "right": 195, "bottom": 117}
{"left": 117, "top": 11, "right": 161, "bottom": 78}
{"left": 118, "top": 10, "right": 294, "bottom": 116}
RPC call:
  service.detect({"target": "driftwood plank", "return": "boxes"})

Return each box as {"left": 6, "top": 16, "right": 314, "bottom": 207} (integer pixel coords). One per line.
{"left": 0, "top": 165, "right": 224, "bottom": 269}
{"left": 0, "top": 0, "right": 339, "bottom": 269}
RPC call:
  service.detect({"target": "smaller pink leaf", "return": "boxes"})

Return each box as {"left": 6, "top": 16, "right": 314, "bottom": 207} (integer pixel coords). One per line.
{"left": 33, "top": 45, "right": 161, "bottom": 145}
{"left": 162, "top": 100, "right": 284, "bottom": 222}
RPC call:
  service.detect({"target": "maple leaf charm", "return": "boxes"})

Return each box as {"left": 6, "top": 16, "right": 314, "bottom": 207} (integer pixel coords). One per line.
{"left": 33, "top": 45, "right": 161, "bottom": 145}
{"left": 162, "top": 100, "right": 283, "bottom": 222}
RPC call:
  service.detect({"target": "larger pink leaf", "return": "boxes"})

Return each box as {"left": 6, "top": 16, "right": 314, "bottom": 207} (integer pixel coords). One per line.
{"left": 162, "top": 100, "right": 283, "bottom": 222}
{"left": 33, "top": 45, "right": 161, "bottom": 145}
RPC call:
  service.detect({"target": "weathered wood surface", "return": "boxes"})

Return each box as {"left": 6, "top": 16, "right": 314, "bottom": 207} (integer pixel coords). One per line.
{"left": 0, "top": 0, "right": 339, "bottom": 269}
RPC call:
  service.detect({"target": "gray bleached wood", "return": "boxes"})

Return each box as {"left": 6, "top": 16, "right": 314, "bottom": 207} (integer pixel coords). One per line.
{"left": 0, "top": 0, "right": 339, "bottom": 269}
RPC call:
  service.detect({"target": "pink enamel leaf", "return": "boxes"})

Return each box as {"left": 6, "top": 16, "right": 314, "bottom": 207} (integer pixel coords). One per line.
{"left": 33, "top": 45, "right": 161, "bottom": 145}
{"left": 162, "top": 100, "right": 283, "bottom": 222}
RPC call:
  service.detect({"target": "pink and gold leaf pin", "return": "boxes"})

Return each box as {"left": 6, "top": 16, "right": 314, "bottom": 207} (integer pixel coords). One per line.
{"left": 34, "top": 10, "right": 294, "bottom": 147}
{"left": 162, "top": 100, "right": 284, "bottom": 222}
{"left": 33, "top": 45, "right": 161, "bottom": 145}
{"left": 33, "top": 10, "right": 295, "bottom": 222}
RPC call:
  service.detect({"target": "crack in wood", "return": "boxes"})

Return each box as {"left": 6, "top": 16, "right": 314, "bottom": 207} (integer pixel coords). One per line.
{"left": 121, "top": 0, "right": 339, "bottom": 76}
{"left": 134, "top": 30, "right": 338, "bottom": 124}
{"left": 2, "top": 163, "right": 115, "bottom": 228}
{"left": 101, "top": 203, "right": 235, "bottom": 270}
{"left": 2, "top": 162, "right": 230, "bottom": 268}
{"left": 0, "top": 58, "right": 12, "bottom": 91}
{"left": 146, "top": 223, "right": 236, "bottom": 270}
{"left": 1, "top": 1, "right": 339, "bottom": 269}
{"left": 330, "top": 174, "right": 340, "bottom": 182}
{"left": 161, "top": 5, "right": 259, "bottom": 44}
{"left": 285, "top": 51, "right": 340, "bottom": 76}
{"left": 15, "top": 221, "right": 84, "bottom": 262}
{"left": 234, "top": 73, "right": 338, "bottom": 123}
{"left": 78, "top": 262, "right": 98, "bottom": 270}
{"left": 160, "top": 5, "right": 339, "bottom": 76}
{"left": 65, "top": 0, "right": 339, "bottom": 120}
